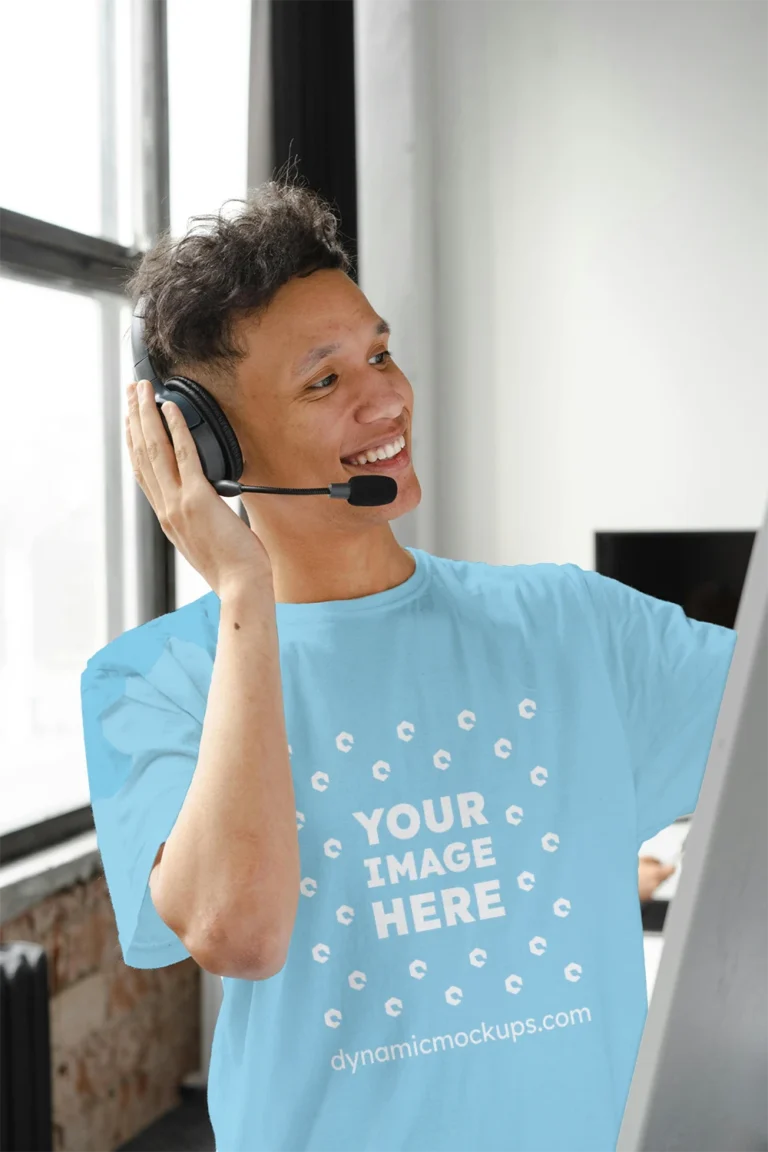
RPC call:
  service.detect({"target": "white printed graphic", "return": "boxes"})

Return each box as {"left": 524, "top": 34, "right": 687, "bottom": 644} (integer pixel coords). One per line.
{"left": 541, "top": 832, "right": 560, "bottom": 853}
{"left": 530, "top": 765, "right": 548, "bottom": 787}
{"left": 505, "top": 805, "right": 523, "bottom": 825}
{"left": 288, "top": 745, "right": 292, "bottom": 755}
{"left": 348, "top": 971, "right": 367, "bottom": 990}
{"left": 324, "top": 1009, "right": 342, "bottom": 1029}
{"left": 565, "top": 962, "right": 583, "bottom": 983}
{"left": 433, "top": 749, "right": 451, "bottom": 771}
{"left": 469, "top": 948, "right": 487, "bottom": 968}
{"left": 324, "top": 838, "right": 342, "bottom": 858}
{"left": 312, "top": 771, "right": 329, "bottom": 792}
{"left": 494, "top": 738, "right": 512, "bottom": 759}
{"left": 336, "top": 731, "right": 354, "bottom": 753}
{"left": 372, "top": 760, "right": 391, "bottom": 782}
{"left": 385, "top": 997, "right": 403, "bottom": 1017}
{"left": 336, "top": 905, "right": 355, "bottom": 925}
{"left": 517, "top": 870, "right": 536, "bottom": 891}
{"left": 529, "top": 936, "right": 547, "bottom": 956}
{"left": 397, "top": 720, "right": 415, "bottom": 742}
{"left": 296, "top": 810, "right": 305, "bottom": 831}
{"left": 312, "top": 943, "right": 330, "bottom": 964}
{"left": 445, "top": 986, "right": 463, "bottom": 1006}
{"left": 352, "top": 792, "right": 489, "bottom": 849}
{"left": 409, "top": 959, "right": 427, "bottom": 980}
{"left": 519, "top": 698, "right": 537, "bottom": 719}
{"left": 505, "top": 974, "right": 523, "bottom": 994}
{"left": 553, "top": 897, "right": 571, "bottom": 918}
{"left": 300, "top": 877, "right": 318, "bottom": 898}
{"left": 457, "top": 710, "right": 476, "bottom": 730}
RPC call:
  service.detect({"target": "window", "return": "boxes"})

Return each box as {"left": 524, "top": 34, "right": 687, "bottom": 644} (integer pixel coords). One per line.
{"left": 0, "top": 0, "right": 255, "bottom": 858}
{"left": 0, "top": 0, "right": 135, "bottom": 246}
{"left": 166, "top": 0, "right": 253, "bottom": 606}
{"left": 0, "top": 0, "right": 147, "bottom": 854}
{"left": 167, "top": 0, "right": 252, "bottom": 239}
{"left": 0, "top": 281, "right": 104, "bottom": 834}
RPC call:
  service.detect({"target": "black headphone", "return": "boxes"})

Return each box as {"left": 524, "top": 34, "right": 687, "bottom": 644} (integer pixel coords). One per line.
{"left": 131, "top": 297, "right": 248, "bottom": 496}
{"left": 130, "top": 296, "right": 396, "bottom": 506}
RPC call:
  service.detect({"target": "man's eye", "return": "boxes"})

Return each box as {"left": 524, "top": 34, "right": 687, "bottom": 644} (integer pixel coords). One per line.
{"left": 308, "top": 350, "right": 392, "bottom": 391}
{"left": 309, "top": 374, "right": 337, "bottom": 391}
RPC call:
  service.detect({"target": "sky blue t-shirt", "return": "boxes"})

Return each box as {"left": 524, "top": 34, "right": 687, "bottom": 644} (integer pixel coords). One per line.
{"left": 80, "top": 547, "right": 736, "bottom": 1152}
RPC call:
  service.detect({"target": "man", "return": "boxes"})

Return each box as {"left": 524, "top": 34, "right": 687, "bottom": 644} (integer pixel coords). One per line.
{"left": 81, "top": 178, "right": 735, "bottom": 1152}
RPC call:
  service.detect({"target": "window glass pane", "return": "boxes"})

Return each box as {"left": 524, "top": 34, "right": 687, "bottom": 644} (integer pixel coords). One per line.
{"left": 0, "top": 278, "right": 107, "bottom": 835}
{"left": 167, "top": 0, "right": 251, "bottom": 238}
{"left": 166, "top": 0, "right": 251, "bottom": 607}
{"left": 0, "top": 0, "right": 135, "bottom": 247}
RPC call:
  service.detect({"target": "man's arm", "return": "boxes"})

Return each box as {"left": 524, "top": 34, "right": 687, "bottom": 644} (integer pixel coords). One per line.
{"left": 566, "top": 564, "right": 736, "bottom": 844}
{"left": 150, "top": 577, "right": 300, "bottom": 980}
{"left": 109, "top": 380, "right": 300, "bottom": 977}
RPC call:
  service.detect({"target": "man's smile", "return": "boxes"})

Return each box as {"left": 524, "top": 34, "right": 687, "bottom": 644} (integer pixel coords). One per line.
{"left": 340, "top": 437, "right": 410, "bottom": 473}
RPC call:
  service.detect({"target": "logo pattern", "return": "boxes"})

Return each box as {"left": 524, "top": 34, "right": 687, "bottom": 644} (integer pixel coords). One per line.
{"left": 291, "top": 698, "right": 583, "bottom": 1030}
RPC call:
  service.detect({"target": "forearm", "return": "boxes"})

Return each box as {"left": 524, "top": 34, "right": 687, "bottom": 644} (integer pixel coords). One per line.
{"left": 154, "top": 577, "right": 300, "bottom": 975}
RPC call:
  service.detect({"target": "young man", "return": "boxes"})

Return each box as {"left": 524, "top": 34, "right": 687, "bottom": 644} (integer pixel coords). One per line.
{"left": 81, "top": 179, "right": 735, "bottom": 1152}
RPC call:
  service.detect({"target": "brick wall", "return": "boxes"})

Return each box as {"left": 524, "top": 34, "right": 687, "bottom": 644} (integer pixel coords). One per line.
{"left": 0, "top": 869, "right": 200, "bottom": 1151}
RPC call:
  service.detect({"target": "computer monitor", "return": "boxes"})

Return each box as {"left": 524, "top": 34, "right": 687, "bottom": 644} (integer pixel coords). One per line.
{"left": 594, "top": 528, "right": 755, "bottom": 631}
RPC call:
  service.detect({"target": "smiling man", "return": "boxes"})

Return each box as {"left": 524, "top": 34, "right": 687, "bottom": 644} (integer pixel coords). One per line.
{"left": 211, "top": 264, "right": 421, "bottom": 605}
{"left": 80, "top": 177, "right": 736, "bottom": 1152}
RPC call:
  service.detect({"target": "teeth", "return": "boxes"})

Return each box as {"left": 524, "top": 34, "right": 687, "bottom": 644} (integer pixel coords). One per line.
{"left": 347, "top": 435, "right": 405, "bottom": 466}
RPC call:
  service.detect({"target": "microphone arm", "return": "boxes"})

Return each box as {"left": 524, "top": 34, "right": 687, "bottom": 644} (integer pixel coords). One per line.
{"left": 216, "top": 481, "right": 332, "bottom": 497}
{"left": 213, "top": 475, "right": 397, "bottom": 507}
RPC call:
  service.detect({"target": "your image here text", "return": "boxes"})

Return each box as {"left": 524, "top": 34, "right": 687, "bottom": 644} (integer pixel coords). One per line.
{"left": 351, "top": 790, "right": 510, "bottom": 939}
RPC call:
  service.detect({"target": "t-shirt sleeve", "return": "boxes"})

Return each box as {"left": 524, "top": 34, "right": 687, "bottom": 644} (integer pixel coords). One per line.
{"left": 80, "top": 637, "right": 205, "bottom": 969}
{"left": 567, "top": 566, "right": 737, "bottom": 846}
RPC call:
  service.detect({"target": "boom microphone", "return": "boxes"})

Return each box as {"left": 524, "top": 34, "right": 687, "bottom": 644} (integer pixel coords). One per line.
{"left": 213, "top": 474, "right": 398, "bottom": 506}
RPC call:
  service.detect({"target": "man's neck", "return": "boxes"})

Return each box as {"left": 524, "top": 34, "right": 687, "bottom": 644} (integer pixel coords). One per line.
{"left": 243, "top": 518, "right": 416, "bottom": 605}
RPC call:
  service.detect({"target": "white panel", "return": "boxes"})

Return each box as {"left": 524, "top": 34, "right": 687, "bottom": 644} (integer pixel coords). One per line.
{"left": 354, "top": 0, "right": 437, "bottom": 552}
{"left": 484, "top": 0, "right": 768, "bottom": 566}
{"left": 359, "top": 0, "right": 767, "bottom": 565}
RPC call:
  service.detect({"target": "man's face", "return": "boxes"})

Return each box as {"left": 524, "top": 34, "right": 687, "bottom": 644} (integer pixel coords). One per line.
{"left": 229, "top": 268, "right": 421, "bottom": 526}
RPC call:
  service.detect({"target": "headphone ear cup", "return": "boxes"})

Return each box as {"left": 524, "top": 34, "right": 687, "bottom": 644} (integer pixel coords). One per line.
{"left": 155, "top": 376, "right": 244, "bottom": 485}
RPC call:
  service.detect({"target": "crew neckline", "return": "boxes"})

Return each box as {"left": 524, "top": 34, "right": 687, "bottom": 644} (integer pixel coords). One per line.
{"left": 272, "top": 545, "right": 431, "bottom": 626}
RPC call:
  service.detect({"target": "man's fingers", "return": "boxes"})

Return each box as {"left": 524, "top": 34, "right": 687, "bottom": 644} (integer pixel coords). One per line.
{"left": 127, "top": 381, "right": 164, "bottom": 513}
{"left": 136, "top": 380, "right": 182, "bottom": 498}
{"left": 158, "top": 398, "right": 207, "bottom": 487}
{"left": 125, "top": 411, "right": 155, "bottom": 508}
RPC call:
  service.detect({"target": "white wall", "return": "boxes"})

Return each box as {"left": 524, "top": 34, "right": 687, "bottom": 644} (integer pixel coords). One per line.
{"left": 356, "top": 0, "right": 768, "bottom": 568}
{"left": 354, "top": 0, "right": 440, "bottom": 553}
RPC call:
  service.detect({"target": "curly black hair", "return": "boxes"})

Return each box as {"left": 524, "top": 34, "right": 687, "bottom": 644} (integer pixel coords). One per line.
{"left": 125, "top": 166, "right": 353, "bottom": 393}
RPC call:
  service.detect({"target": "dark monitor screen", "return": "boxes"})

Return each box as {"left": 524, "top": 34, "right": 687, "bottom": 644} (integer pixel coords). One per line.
{"left": 594, "top": 530, "right": 756, "bottom": 629}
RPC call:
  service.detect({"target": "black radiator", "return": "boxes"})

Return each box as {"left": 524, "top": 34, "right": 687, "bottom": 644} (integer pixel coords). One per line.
{"left": 0, "top": 942, "right": 53, "bottom": 1152}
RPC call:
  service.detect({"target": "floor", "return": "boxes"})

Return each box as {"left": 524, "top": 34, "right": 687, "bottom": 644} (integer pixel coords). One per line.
{"left": 116, "top": 1087, "right": 214, "bottom": 1152}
